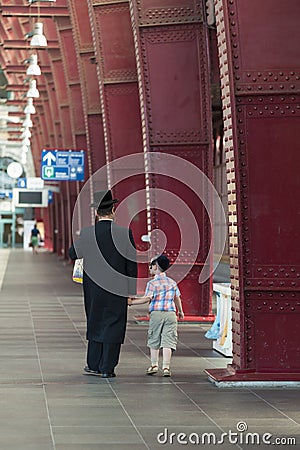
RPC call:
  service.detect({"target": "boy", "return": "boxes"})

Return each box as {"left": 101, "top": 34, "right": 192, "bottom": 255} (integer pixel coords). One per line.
{"left": 129, "top": 254, "right": 184, "bottom": 377}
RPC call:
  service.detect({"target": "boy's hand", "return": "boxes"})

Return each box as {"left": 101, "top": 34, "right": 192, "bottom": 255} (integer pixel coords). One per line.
{"left": 127, "top": 297, "right": 133, "bottom": 306}
{"left": 178, "top": 311, "right": 184, "bottom": 320}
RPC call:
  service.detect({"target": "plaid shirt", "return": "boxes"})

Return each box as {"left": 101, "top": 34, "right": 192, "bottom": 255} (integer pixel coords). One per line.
{"left": 145, "top": 273, "right": 181, "bottom": 313}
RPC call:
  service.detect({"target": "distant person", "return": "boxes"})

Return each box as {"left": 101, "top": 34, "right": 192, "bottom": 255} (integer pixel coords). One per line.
{"left": 69, "top": 190, "right": 137, "bottom": 378}
{"left": 30, "top": 224, "right": 40, "bottom": 254}
{"left": 129, "top": 255, "right": 184, "bottom": 377}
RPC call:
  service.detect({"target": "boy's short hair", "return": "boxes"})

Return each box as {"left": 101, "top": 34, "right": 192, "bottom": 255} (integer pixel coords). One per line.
{"left": 151, "top": 254, "right": 170, "bottom": 272}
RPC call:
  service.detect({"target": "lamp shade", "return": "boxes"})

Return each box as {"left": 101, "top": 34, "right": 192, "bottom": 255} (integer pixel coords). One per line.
{"left": 21, "top": 153, "right": 27, "bottom": 165}
{"left": 21, "top": 128, "right": 31, "bottom": 139}
{"left": 23, "top": 114, "right": 33, "bottom": 128}
{"left": 27, "top": 79, "right": 39, "bottom": 98}
{"left": 22, "top": 137, "right": 31, "bottom": 146}
{"left": 30, "top": 23, "right": 47, "bottom": 47}
{"left": 26, "top": 54, "right": 41, "bottom": 76}
{"left": 24, "top": 98, "right": 36, "bottom": 115}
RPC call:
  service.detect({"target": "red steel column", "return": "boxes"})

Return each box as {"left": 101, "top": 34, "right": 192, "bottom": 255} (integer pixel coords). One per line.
{"left": 88, "top": 0, "right": 147, "bottom": 258}
{"left": 47, "top": 50, "right": 68, "bottom": 255}
{"left": 69, "top": 1, "right": 105, "bottom": 172}
{"left": 68, "top": 0, "right": 106, "bottom": 228}
{"left": 56, "top": 16, "right": 83, "bottom": 254}
{"left": 129, "top": 0, "right": 213, "bottom": 316}
{"left": 206, "top": 0, "right": 300, "bottom": 381}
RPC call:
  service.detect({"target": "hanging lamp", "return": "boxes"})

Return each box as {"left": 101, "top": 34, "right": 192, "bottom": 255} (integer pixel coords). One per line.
{"left": 23, "top": 114, "right": 33, "bottom": 128}
{"left": 27, "top": 79, "right": 39, "bottom": 98}
{"left": 30, "top": 23, "right": 47, "bottom": 47}
{"left": 26, "top": 54, "right": 41, "bottom": 76}
{"left": 24, "top": 98, "right": 36, "bottom": 115}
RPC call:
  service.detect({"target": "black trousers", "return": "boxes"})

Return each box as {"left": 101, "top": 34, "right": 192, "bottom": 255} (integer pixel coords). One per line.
{"left": 87, "top": 340, "right": 121, "bottom": 373}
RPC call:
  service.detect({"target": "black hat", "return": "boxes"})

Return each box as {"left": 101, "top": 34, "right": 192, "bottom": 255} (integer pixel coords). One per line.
{"left": 90, "top": 190, "right": 119, "bottom": 209}
{"left": 152, "top": 255, "right": 170, "bottom": 272}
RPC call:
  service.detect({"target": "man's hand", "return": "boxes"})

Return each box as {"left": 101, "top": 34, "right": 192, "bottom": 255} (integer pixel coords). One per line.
{"left": 178, "top": 311, "right": 184, "bottom": 320}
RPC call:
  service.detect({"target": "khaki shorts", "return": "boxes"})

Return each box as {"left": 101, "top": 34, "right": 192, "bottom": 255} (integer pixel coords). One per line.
{"left": 147, "top": 311, "right": 178, "bottom": 350}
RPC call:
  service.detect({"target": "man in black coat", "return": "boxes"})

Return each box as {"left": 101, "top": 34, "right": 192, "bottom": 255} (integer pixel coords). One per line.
{"left": 69, "top": 190, "right": 137, "bottom": 378}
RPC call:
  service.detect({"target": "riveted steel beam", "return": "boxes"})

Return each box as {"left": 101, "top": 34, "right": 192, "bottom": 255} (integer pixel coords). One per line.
{"left": 1, "top": 5, "right": 69, "bottom": 18}
{"left": 8, "top": 84, "right": 47, "bottom": 91}
{"left": 2, "top": 40, "right": 59, "bottom": 50}
{"left": 4, "top": 64, "right": 51, "bottom": 74}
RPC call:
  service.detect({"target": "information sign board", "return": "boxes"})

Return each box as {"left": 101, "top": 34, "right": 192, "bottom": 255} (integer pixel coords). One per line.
{"left": 41, "top": 150, "right": 85, "bottom": 181}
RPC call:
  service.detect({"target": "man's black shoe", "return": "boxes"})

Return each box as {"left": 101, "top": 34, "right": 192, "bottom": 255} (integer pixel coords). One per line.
{"left": 83, "top": 366, "right": 101, "bottom": 376}
{"left": 101, "top": 372, "right": 116, "bottom": 378}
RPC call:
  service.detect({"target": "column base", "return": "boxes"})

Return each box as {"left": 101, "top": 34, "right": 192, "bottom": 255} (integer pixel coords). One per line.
{"left": 205, "top": 367, "right": 300, "bottom": 387}
{"left": 133, "top": 315, "right": 215, "bottom": 324}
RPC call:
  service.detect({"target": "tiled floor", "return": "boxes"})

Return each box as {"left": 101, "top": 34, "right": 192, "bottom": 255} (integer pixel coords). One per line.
{"left": 0, "top": 248, "right": 299, "bottom": 449}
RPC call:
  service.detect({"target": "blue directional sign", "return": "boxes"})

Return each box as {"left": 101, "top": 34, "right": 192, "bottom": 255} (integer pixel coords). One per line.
{"left": 41, "top": 149, "right": 85, "bottom": 181}
{"left": 18, "top": 178, "right": 27, "bottom": 188}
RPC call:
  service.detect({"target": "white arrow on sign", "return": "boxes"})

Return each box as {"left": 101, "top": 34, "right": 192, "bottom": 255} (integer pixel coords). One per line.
{"left": 43, "top": 151, "right": 56, "bottom": 166}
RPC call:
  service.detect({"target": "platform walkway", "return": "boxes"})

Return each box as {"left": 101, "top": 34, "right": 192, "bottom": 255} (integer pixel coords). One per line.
{"left": 0, "top": 248, "right": 299, "bottom": 449}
